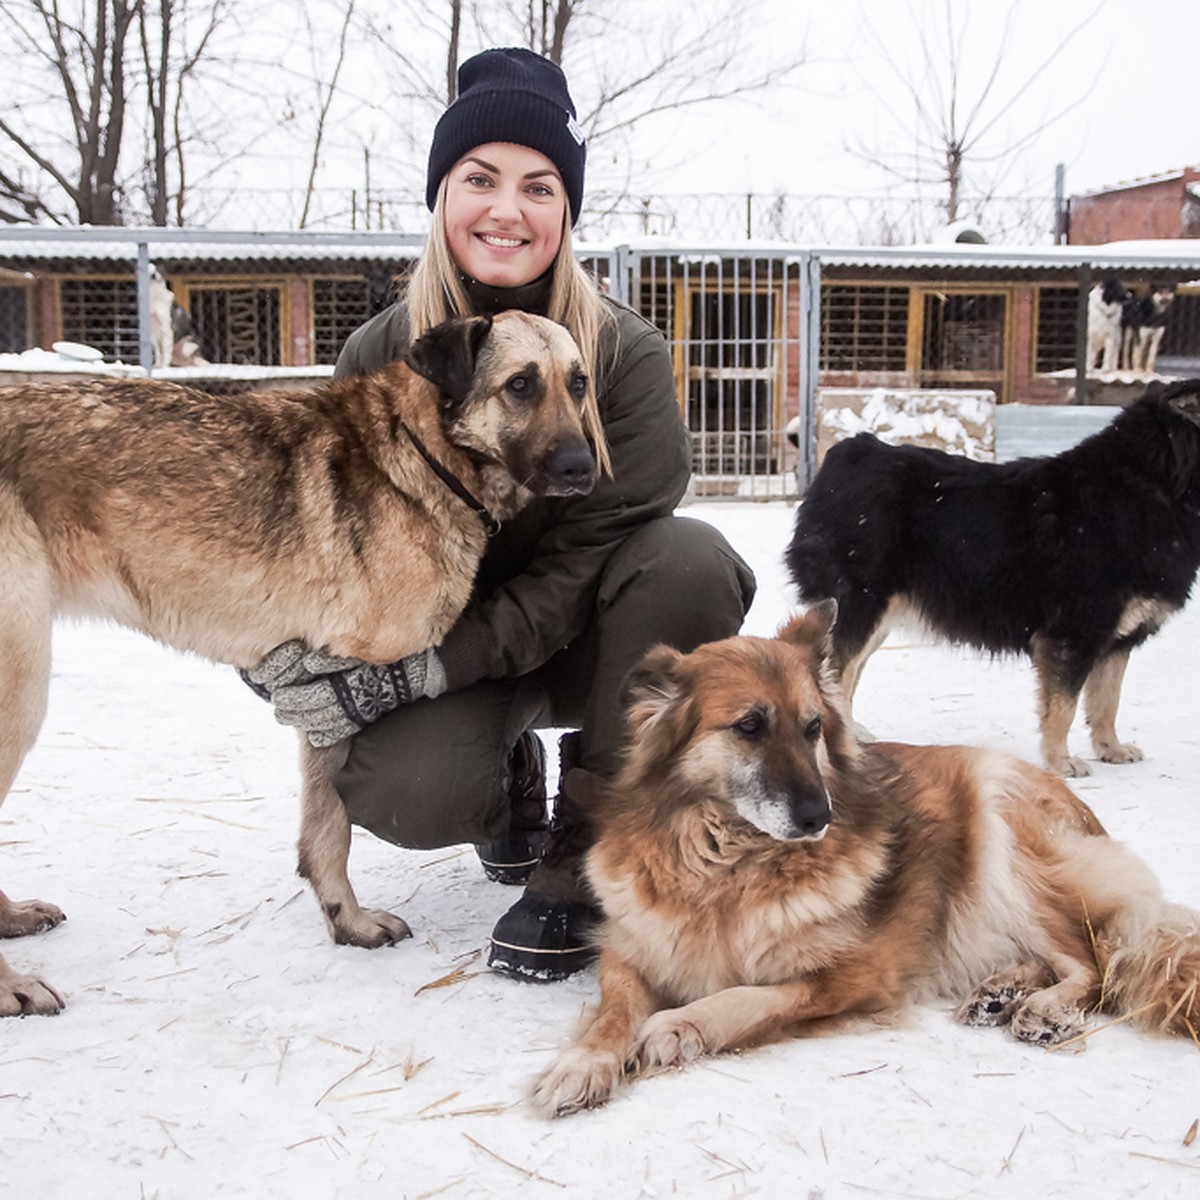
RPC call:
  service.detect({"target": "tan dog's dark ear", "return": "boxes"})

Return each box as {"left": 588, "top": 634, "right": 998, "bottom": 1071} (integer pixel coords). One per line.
{"left": 404, "top": 315, "right": 494, "bottom": 405}
{"left": 779, "top": 599, "right": 837, "bottom": 651}
{"left": 620, "top": 644, "right": 683, "bottom": 729}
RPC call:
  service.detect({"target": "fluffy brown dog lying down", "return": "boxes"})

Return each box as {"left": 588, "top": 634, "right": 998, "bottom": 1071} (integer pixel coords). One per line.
{"left": 532, "top": 602, "right": 1200, "bottom": 1116}
{"left": 0, "top": 311, "right": 596, "bottom": 1016}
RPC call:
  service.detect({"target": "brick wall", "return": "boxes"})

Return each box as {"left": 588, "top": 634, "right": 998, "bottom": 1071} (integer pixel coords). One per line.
{"left": 1068, "top": 169, "right": 1200, "bottom": 243}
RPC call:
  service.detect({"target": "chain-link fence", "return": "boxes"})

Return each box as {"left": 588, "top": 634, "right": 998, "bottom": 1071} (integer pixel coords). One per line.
{"left": 183, "top": 185, "right": 1063, "bottom": 248}
{"left": 3, "top": 228, "right": 1200, "bottom": 500}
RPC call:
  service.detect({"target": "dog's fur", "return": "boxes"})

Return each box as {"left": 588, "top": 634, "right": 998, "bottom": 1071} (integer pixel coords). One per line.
{"left": 1121, "top": 283, "right": 1177, "bottom": 373}
{"left": 784, "top": 378, "right": 1200, "bottom": 777}
{"left": 0, "top": 310, "right": 596, "bottom": 1016}
{"left": 1086, "top": 277, "right": 1130, "bottom": 373}
{"left": 532, "top": 606, "right": 1200, "bottom": 1116}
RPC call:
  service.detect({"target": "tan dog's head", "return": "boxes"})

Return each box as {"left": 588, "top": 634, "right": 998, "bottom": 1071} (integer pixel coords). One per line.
{"left": 405, "top": 312, "right": 596, "bottom": 497}
{"left": 619, "top": 601, "right": 852, "bottom": 843}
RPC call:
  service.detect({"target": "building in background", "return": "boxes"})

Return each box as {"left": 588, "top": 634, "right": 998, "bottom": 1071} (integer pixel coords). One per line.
{"left": 1068, "top": 167, "right": 1200, "bottom": 244}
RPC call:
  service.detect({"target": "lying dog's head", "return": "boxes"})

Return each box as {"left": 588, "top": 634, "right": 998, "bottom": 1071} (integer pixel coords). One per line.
{"left": 619, "top": 601, "right": 852, "bottom": 843}
{"left": 405, "top": 312, "right": 596, "bottom": 498}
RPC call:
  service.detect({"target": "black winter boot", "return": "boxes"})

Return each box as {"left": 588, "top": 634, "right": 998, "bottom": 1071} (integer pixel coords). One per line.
{"left": 474, "top": 732, "right": 549, "bottom": 885}
{"left": 487, "top": 733, "right": 602, "bottom": 982}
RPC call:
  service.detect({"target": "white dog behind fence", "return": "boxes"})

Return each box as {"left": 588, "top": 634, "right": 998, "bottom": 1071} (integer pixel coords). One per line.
{"left": 147, "top": 264, "right": 208, "bottom": 369}
{"left": 1086, "top": 278, "right": 1129, "bottom": 373}
{"left": 148, "top": 264, "right": 175, "bottom": 368}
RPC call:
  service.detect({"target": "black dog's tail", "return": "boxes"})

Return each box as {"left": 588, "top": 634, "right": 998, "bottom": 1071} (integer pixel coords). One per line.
{"left": 784, "top": 524, "right": 838, "bottom": 602}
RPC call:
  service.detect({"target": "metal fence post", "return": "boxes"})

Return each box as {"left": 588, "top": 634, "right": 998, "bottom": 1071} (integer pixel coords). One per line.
{"left": 1074, "top": 262, "right": 1092, "bottom": 405}
{"left": 610, "top": 243, "right": 633, "bottom": 307}
{"left": 136, "top": 239, "right": 153, "bottom": 373}
{"left": 798, "top": 250, "right": 822, "bottom": 490}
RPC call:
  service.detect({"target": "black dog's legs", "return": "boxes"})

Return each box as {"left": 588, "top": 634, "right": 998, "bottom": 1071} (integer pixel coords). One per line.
{"left": 1031, "top": 635, "right": 1094, "bottom": 776}
{"left": 1083, "top": 648, "right": 1143, "bottom": 765}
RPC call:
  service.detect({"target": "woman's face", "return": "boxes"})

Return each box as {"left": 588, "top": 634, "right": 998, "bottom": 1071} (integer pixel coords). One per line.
{"left": 443, "top": 142, "right": 566, "bottom": 288}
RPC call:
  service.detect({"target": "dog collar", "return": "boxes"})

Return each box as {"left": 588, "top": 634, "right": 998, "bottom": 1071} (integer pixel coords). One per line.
{"left": 399, "top": 421, "right": 501, "bottom": 536}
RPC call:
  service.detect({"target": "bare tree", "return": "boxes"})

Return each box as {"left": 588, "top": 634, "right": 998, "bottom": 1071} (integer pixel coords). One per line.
{"left": 521, "top": 0, "right": 571, "bottom": 63}
{"left": 0, "top": 0, "right": 231, "bottom": 225}
{"left": 850, "top": 0, "right": 1102, "bottom": 236}
{"left": 445, "top": 0, "right": 463, "bottom": 100}
{"left": 0, "top": 0, "right": 144, "bottom": 224}
{"left": 360, "top": 0, "right": 808, "bottom": 204}
{"left": 297, "top": 0, "right": 357, "bottom": 228}
{"left": 137, "top": 0, "right": 227, "bottom": 225}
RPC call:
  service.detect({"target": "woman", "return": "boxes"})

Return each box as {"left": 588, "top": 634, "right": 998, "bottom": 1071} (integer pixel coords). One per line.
{"left": 251, "top": 47, "right": 756, "bottom": 981}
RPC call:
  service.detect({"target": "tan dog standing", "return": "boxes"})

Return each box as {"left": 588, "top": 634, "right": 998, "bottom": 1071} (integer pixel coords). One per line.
{"left": 533, "top": 604, "right": 1200, "bottom": 1116}
{"left": 0, "top": 310, "right": 596, "bottom": 1016}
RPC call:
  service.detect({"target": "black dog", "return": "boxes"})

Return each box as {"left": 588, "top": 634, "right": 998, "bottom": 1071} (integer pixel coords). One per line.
{"left": 786, "top": 379, "right": 1200, "bottom": 776}
{"left": 1121, "top": 284, "right": 1176, "bottom": 373}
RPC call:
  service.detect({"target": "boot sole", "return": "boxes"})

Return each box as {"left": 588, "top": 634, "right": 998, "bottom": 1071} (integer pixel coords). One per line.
{"left": 487, "top": 937, "right": 596, "bottom": 982}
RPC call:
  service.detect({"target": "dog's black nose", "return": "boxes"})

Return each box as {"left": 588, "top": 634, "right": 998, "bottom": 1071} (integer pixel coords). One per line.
{"left": 550, "top": 444, "right": 597, "bottom": 494}
{"left": 790, "top": 793, "right": 830, "bottom": 839}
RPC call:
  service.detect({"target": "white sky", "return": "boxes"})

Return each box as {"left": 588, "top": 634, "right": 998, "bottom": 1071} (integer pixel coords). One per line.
{"left": 162, "top": 0, "right": 1200, "bottom": 210}
{"left": 4, "top": 0, "right": 1196, "bottom": 230}
{"left": 645, "top": 0, "right": 1198, "bottom": 202}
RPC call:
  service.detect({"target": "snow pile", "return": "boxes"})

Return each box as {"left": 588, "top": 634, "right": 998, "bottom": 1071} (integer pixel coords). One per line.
{"left": 818, "top": 386, "right": 996, "bottom": 462}
{"left": 0, "top": 346, "right": 146, "bottom": 377}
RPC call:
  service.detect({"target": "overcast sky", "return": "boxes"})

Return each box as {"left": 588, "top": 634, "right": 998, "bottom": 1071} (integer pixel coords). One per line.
{"left": 643, "top": 0, "right": 1197, "bottom": 203}
{"left": 7, "top": 0, "right": 1193, "bottom": 232}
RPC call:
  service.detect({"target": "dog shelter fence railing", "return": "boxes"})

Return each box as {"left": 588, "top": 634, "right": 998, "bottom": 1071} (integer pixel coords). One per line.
{"left": 4, "top": 227, "right": 1200, "bottom": 501}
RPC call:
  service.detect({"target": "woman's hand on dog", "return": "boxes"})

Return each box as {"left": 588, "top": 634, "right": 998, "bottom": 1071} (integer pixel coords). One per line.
{"left": 242, "top": 641, "right": 446, "bottom": 747}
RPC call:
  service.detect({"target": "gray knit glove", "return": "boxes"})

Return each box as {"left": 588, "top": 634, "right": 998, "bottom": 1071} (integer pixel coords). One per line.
{"left": 241, "top": 641, "right": 447, "bottom": 748}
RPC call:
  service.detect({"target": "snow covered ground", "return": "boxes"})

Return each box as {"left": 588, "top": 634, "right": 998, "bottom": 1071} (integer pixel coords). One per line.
{"left": 3, "top": 501, "right": 1199, "bottom": 1199}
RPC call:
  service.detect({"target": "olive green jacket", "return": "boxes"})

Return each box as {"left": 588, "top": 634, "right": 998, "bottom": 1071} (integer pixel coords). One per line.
{"left": 335, "top": 296, "right": 691, "bottom": 690}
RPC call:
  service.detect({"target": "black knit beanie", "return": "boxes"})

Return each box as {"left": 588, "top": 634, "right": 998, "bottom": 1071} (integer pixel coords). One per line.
{"left": 426, "top": 47, "right": 586, "bottom": 225}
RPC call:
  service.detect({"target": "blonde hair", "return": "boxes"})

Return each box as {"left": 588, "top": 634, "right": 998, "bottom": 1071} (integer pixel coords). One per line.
{"left": 406, "top": 179, "right": 613, "bottom": 475}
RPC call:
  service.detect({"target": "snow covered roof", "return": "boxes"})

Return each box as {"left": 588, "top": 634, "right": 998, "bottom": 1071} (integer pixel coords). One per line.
{"left": 3, "top": 229, "right": 1200, "bottom": 275}
{"left": 816, "top": 241, "right": 1200, "bottom": 273}
{"left": 0, "top": 229, "right": 425, "bottom": 266}
{"left": 1071, "top": 166, "right": 1200, "bottom": 198}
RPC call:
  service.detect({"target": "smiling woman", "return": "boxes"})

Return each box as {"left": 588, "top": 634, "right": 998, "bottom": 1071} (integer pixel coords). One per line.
{"left": 244, "top": 46, "right": 757, "bottom": 985}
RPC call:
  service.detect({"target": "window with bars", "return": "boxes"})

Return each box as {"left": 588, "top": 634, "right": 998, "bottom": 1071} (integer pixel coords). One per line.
{"left": 686, "top": 288, "right": 776, "bottom": 474}
{"left": 577, "top": 253, "right": 616, "bottom": 299}
{"left": 921, "top": 291, "right": 1006, "bottom": 374}
{"left": 1159, "top": 291, "right": 1200, "bottom": 362}
{"left": 311, "top": 278, "right": 371, "bottom": 365}
{"left": 60, "top": 277, "right": 138, "bottom": 361}
{"left": 0, "top": 285, "right": 31, "bottom": 353}
{"left": 189, "top": 283, "right": 282, "bottom": 365}
{"left": 820, "top": 284, "right": 909, "bottom": 371}
{"left": 1035, "top": 286, "right": 1079, "bottom": 373}
{"left": 638, "top": 278, "right": 674, "bottom": 339}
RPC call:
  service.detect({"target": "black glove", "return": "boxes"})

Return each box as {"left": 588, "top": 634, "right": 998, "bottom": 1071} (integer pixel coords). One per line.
{"left": 242, "top": 641, "right": 447, "bottom": 748}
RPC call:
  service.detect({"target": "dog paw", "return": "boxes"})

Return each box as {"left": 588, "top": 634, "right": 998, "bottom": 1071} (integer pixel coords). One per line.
{"left": 0, "top": 968, "right": 65, "bottom": 1017}
{"left": 1050, "top": 755, "right": 1092, "bottom": 778}
{"left": 1095, "top": 740, "right": 1144, "bottom": 765}
{"left": 0, "top": 896, "right": 66, "bottom": 939}
{"left": 1009, "top": 998, "right": 1087, "bottom": 1046}
{"left": 329, "top": 906, "right": 412, "bottom": 948}
{"left": 632, "top": 1011, "right": 706, "bottom": 1071}
{"left": 529, "top": 1046, "right": 623, "bottom": 1117}
{"left": 957, "top": 982, "right": 1032, "bottom": 1028}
